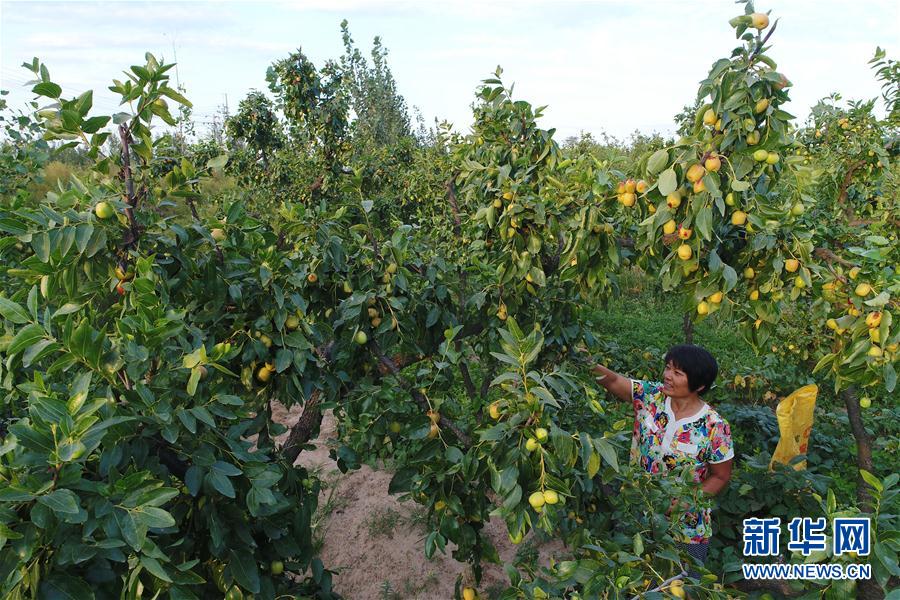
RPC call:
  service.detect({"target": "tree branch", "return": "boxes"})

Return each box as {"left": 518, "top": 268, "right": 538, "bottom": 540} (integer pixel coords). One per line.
{"left": 118, "top": 124, "right": 143, "bottom": 249}
{"left": 369, "top": 339, "right": 473, "bottom": 446}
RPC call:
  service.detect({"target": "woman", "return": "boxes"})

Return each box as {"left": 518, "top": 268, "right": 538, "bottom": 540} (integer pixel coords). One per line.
{"left": 586, "top": 344, "right": 734, "bottom": 575}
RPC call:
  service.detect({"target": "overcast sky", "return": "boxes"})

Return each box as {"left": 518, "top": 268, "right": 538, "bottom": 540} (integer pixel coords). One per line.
{"left": 2, "top": 1, "right": 898, "bottom": 142}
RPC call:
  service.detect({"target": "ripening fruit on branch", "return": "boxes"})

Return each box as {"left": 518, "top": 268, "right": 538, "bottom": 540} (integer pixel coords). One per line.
{"left": 354, "top": 330, "right": 368, "bottom": 345}
{"left": 859, "top": 397, "right": 872, "bottom": 409}
{"left": 686, "top": 164, "right": 706, "bottom": 183}
{"left": 753, "top": 149, "right": 769, "bottom": 162}
{"left": 666, "top": 192, "right": 682, "bottom": 209}
{"left": 94, "top": 201, "right": 114, "bottom": 219}
{"left": 678, "top": 226, "right": 692, "bottom": 240}
{"left": 826, "top": 318, "right": 839, "bottom": 330}
{"left": 794, "top": 276, "right": 806, "bottom": 289}
{"left": 543, "top": 490, "right": 559, "bottom": 505}
{"left": 744, "top": 267, "right": 755, "bottom": 279}
{"left": 620, "top": 192, "right": 636, "bottom": 207}
{"left": 211, "top": 228, "right": 226, "bottom": 242}
{"left": 790, "top": 202, "right": 805, "bottom": 216}
{"left": 463, "top": 588, "right": 477, "bottom": 600}
{"left": 663, "top": 220, "right": 677, "bottom": 235}
{"left": 731, "top": 211, "right": 748, "bottom": 226}
{"left": 257, "top": 363, "right": 275, "bottom": 383}
{"left": 307, "top": 273, "right": 318, "bottom": 283}
{"left": 703, "top": 108, "right": 717, "bottom": 126}
{"left": 746, "top": 130, "right": 760, "bottom": 145}
{"left": 751, "top": 12, "right": 770, "bottom": 29}
{"left": 528, "top": 491, "right": 546, "bottom": 510}
{"left": 867, "top": 346, "right": 883, "bottom": 358}
{"left": 784, "top": 259, "right": 799, "bottom": 273}
{"left": 709, "top": 291, "right": 723, "bottom": 304}
{"left": 489, "top": 402, "right": 502, "bottom": 420}
{"left": 766, "top": 152, "right": 780, "bottom": 165}
{"left": 525, "top": 438, "right": 540, "bottom": 452}
{"left": 697, "top": 301, "right": 709, "bottom": 315}
{"left": 705, "top": 155, "right": 721, "bottom": 172}
{"left": 855, "top": 283, "right": 872, "bottom": 297}
{"left": 534, "top": 427, "right": 549, "bottom": 442}
{"left": 624, "top": 179, "right": 636, "bottom": 193}
{"left": 754, "top": 98, "right": 770, "bottom": 114}
{"left": 750, "top": 289, "right": 760, "bottom": 301}
{"left": 865, "top": 312, "right": 882, "bottom": 328}
{"left": 677, "top": 245, "right": 693, "bottom": 260}
{"left": 635, "top": 180, "right": 648, "bottom": 193}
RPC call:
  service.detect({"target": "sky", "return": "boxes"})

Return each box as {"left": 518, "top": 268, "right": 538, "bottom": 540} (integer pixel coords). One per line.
{"left": 1, "top": 1, "right": 898, "bottom": 143}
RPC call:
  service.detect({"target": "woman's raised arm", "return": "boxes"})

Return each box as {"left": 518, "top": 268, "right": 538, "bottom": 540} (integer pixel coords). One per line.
{"left": 589, "top": 362, "right": 633, "bottom": 403}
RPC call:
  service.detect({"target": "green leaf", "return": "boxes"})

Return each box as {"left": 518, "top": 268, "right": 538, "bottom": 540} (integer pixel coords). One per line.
{"left": 388, "top": 467, "right": 416, "bottom": 494}
{"left": 52, "top": 303, "right": 83, "bottom": 319}
{"left": 695, "top": 206, "right": 713, "bottom": 241}
{"left": 586, "top": 451, "right": 601, "bottom": 478}
{"left": 860, "top": 469, "right": 883, "bottom": 493}
{"left": 81, "top": 116, "right": 110, "bottom": 134}
{"left": 0, "top": 297, "right": 31, "bottom": 324}
{"left": 658, "top": 168, "right": 678, "bottom": 196}
{"left": 229, "top": 549, "right": 261, "bottom": 593}
{"left": 33, "top": 82, "right": 62, "bottom": 99}
{"left": 207, "top": 155, "right": 228, "bottom": 170}
{"left": 722, "top": 265, "right": 738, "bottom": 292}
{"left": 133, "top": 506, "right": 176, "bottom": 529}
{"left": 114, "top": 508, "right": 145, "bottom": 551}
{"left": 8, "top": 323, "right": 46, "bottom": 356}
{"left": 274, "top": 348, "right": 292, "bottom": 372}
{"left": 730, "top": 180, "right": 751, "bottom": 192}
{"left": 37, "top": 489, "right": 81, "bottom": 515}
{"left": 160, "top": 85, "right": 192, "bottom": 107}
{"left": 186, "top": 367, "right": 200, "bottom": 396}
{"left": 212, "top": 461, "right": 242, "bottom": 477}
{"left": 884, "top": 362, "right": 896, "bottom": 393}
{"left": 32, "top": 231, "right": 50, "bottom": 262}
{"left": 207, "top": 471, "right": 235, "bottom": 498}
{"left": 593, "top": 437, "right": 619, "bottom": 473}
{"left": 140, "top": 556, "right": 173, "bottom": 582}
{"left": 647, "top": 149, "right": 669, "bottom": 175}
{"left": 40, "top": 574, "right": 96, "bottom": 600}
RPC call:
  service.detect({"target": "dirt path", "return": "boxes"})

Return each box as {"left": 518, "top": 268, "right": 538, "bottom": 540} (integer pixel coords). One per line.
{"left": 272, "top": 404, "right": 567, "bottom": 600}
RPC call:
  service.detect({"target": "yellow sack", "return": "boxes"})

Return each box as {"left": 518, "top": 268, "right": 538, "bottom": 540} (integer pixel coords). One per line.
{"left": 769, "top": 384, "right": 818, "bottom": 471}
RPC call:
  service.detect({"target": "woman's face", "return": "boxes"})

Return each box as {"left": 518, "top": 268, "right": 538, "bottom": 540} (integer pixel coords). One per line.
{"left": 662, "top": 361, "right": 696, "bottom": 398}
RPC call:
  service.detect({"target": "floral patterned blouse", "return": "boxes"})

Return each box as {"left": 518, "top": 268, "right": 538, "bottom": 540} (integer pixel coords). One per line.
{"left": 630, "top": 379, "right": 734, "bottom": 543}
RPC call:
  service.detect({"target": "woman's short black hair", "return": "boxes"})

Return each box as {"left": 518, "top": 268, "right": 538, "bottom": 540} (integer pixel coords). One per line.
{"left": 664, "top": 344, "right": 718, "bottom": 396}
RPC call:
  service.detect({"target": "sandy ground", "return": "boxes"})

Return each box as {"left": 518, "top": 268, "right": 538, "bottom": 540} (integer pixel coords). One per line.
{"left": 272, "top": 403, "right": 566, "bottom": 600}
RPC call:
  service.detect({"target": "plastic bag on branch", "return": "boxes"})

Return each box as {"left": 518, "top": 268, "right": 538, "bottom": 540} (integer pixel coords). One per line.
{"left": 769, "top": 384, "right": 818, "bottom": 471}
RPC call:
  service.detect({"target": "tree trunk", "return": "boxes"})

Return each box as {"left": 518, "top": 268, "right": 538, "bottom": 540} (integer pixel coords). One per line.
{"left": 280, "top": 389, "right": 323, "bottom": 465}
{"left": 842, "top": 387, "right": 884, "bottom": 600}
{"left": 842, "top": 387, "right": 875, "bottom": 511}
{"left": 682, "top": 313, "right": 694, "bottom": 344}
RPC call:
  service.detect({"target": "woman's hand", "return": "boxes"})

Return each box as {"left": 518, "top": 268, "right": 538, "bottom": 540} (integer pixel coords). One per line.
{"left": 575, "top": 348, "right": 632, "bottom": 402}
{"left": 666, "top": 497, "right": 690, "bottom": 518}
